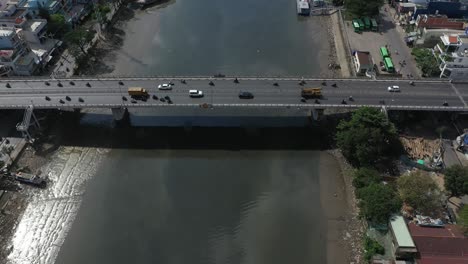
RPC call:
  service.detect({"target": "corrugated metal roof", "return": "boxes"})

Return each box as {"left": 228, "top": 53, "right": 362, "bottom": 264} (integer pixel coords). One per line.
{"left": 390, "top": 215, "right": 416, "bottom": 248}
{"left": 409, "top": 223, "right": 468, "bottom": 264}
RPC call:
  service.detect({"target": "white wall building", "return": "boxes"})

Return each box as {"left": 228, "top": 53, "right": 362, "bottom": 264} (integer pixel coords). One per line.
{"left": 0, "top": 27, "right": 39, "bottom": 75}
{"left": 434, "top": 34, "right": 468, "bottom": 79}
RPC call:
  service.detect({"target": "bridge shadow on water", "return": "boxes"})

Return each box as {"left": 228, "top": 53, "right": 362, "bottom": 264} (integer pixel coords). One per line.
{"left": 41, "top": 111, "right": 345, "bottom": 151}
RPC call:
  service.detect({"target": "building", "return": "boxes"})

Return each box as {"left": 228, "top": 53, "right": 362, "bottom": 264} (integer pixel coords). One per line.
{"left": 415, "top": 15, "right": 465, "bottom": 31}
{"left": 408, "top": 223, "right": 468, "bottom": 264}
{"left": 0, "top": 27, "right": 39, "bottom": 75}
{"left": 353, "top": 51, "right": 374, "bottom": 75}
{"left": 413, "top": 0, "right": 468, "bottom": 19}
{"left": 434, "top": 34, "right": 468, "bottom": 79}
{"left": 19, "top": 19, "right": 46, "bottom": 44}
{"left": 389, "top": 216, "right": 418, "bottom": 260}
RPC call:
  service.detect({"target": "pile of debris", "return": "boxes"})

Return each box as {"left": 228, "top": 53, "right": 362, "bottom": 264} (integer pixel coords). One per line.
{"left": 400, "top": 136, "right": 441, "bottom": 161}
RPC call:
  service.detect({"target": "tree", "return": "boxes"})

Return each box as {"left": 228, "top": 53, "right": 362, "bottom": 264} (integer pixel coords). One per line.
{"left": 336, "top": 107, "right": 401, "bottom": 167}
{"left": 459, "top": 205, "right": 468, "bottom": 235}
{"left": 357, "top": 183, "right": 401, "bottom": 224}
{"left": 352, "top": 167, "right": 381, "bottom": 189}
{"left": 445, "top": 165, "right": 468, "bottom": 196}
{"left": 38, "top": 7, "right": 50, "bottom": 20}
{"left": 345, "top": 0, "right": 384, "bottom": 17}
{"left": 47, "top": 14, "right": 69, "bottom": 38}
{"left": 64, "top": 28, "right": 94, "bottom": 57}
{"left": 94, "top": 3, "right": 111, "bottom": 28}
{"left": 363, "top": 236, "right": 385, "bottom": 262}
{"left": 397, "top": 171, "right": 444, "bottom": 215}
{"left": 411, "top": 48, "right": 440, "bottom": 77}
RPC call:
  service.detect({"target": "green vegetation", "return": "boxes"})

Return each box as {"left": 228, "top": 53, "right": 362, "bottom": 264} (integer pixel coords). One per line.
{"left": 363, "top": 236, "right": 385, "bottom": 262}
{"left": 445, "top": 165, "right": 468, "bottom": 196}
{"left": 94, "top": 3, "right": 111, "bottom": 27}
{"left": 352, "top": 168, "right": 381, "bottom": 189}
{"left": 336, "top": 107, "right": 401, "bottom": 168}
{"left": 357, "top": 183, "right": 401, "bottom": 224}
{"left": 411, "top": 48, "right": 441, "bottom": 77}
{"left": 64, "top": 27, "right": 94, "bottom": 58}
{"left": 47, "top": 14, "right": 70, "bottom": 38}
{"left": 345, "top": 0, "right": 384, "bottom": 17}
{"left": 332, "top": 0, "right": 344, "bottom": 5}
{"left": 459, "top": 205, "right": 468, "bottom": 235}
{"left": 397, "top": 171, "right": 444, "bottom": 215}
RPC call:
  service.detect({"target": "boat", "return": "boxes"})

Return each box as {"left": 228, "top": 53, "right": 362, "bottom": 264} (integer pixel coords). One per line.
{"left": 135, "top": 0, "right": 166, "bottom": 7}
{"left": 297, "top": 0, "right": 310, "bottom": 16}
{"left": 13, "top": 171, "right": 47, "bottom": 188}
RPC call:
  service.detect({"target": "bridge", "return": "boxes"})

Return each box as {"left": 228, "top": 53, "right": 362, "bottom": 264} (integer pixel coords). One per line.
{"left": 3, "top": 76, "right": 467, "bottom": 140}
{"left": 0, "top": 77, "right": 467, "bottom": 111}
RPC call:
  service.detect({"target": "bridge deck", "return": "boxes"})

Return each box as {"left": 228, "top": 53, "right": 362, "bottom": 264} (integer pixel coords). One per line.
{"left": 0, "top": 77, "right": 467, "bottom": 111}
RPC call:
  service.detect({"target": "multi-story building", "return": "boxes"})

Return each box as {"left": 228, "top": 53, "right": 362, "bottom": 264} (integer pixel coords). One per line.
{"left": 434, "top": 34, "right": 468, "bottom": 79}
{"left": 0, "top": 27, "right": 40, "bottom": 75}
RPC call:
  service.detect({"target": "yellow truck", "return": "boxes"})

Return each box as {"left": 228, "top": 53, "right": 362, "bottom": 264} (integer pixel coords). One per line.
{"left": 301, "top": 87, "right": 322, "bottom": 98}
{"left": 128, "top": 87, "right": 148, "bottom": 99}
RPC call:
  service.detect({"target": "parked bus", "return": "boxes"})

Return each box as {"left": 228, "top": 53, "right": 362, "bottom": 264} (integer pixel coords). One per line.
{"left": 380, "top": 47, "right": 390, "bottom": 58}
{"left": 352, "top": 19, "right": 361, "bottom": 32}
{"left": 384, "top": 57, "right": 395, "bottom": 72}
{"left": 363, "top": 17, "right": 371, "bottom": 29}
{"left": 371, "top": 18, "right": 378, "bottom": 31}
{"left": 357, "top": 19, "right": 364, "bottom": 31}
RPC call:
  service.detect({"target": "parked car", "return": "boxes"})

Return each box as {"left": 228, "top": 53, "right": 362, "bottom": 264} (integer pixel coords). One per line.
{"left": 238, "top": 91, "right": 254, "bottom": 99}
{"left": 158, "top": 84, "right": 172, "bottom": 90}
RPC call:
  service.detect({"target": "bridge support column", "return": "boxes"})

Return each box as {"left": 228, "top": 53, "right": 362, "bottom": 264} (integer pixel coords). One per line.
{"left": 309, "top": 109, "right": 323, "bottom": 121}
{"left": 16, "top": 105, "right": 40, "bottom": 143}
{"left": 111, "top": 107, "right": 127, "bottom": 121}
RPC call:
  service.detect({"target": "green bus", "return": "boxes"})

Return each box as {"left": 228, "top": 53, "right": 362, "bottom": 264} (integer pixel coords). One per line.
{"left": 352, "top": 19, "right": 360, "bottom": 32}
{"left": 363, "top": 17, "right": 371, "bottom": 29}
{"left": 357, "top": 19, "right": 364, "bottom": 31}
{"left": 384, "top": 57, "right": 395, "bottom": 72}
{"left": 371, "top": 18, "right": 378, "bottom": 31}
{"left": 380, "top": 47, "right": 390, "bottom": 58}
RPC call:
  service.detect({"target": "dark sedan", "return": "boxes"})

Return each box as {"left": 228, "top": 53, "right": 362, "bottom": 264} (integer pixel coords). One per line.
{"left": 238, "top": 91, "right": 254, "bottom": 99}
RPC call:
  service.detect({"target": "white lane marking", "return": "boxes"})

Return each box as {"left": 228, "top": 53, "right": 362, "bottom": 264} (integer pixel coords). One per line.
{"left": 451, "top": 83, "right": 468, "bottom": 107}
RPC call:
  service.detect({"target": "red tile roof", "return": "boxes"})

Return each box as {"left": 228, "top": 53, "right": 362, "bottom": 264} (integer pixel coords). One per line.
{"left": 408, "top": 223, "right": 468, "bottom": 264}
{"left": 417, "top": 17, "right": 465, "bottom": 30}
{"left": 449, "top": 36, "right": 459, "bottom": 44}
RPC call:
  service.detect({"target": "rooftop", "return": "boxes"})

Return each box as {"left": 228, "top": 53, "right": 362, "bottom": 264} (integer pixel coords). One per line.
{"left": 408, "top": 223, "right": 468, "bottom": 264}
{"left": 390, "top": 215, "right": 416, "bottom": 248}
{"left": 417, "top": 15, "right": 465, "bottom": 30}
{"left": 355, "top": 51, "right": 372, "bottom": 66}
{"left": 0, "top": 28, "right": 13, "bottom": 36}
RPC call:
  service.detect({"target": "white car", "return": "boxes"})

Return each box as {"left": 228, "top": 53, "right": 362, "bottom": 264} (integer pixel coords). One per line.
{"left": 189, "top": 89, "right": 203, "bottom": 98}
{"left": 158, "top": 84, "right": 172, "bottom": 90}
{"left": 388, "top": 85, "right": 400, "bottom": 92}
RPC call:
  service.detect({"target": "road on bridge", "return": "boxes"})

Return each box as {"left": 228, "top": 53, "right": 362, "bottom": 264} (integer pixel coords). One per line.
{"left": 0, "top": 78, "right": 467, "bottom": 110}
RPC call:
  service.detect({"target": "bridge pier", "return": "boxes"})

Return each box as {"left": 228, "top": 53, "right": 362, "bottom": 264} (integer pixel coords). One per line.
{"left": 381, "top": 106, "right": 388, "bottom": 118}
{"left": 16, "top": 105, "right": 40, "bottom": 142}
{"left": 111, "top": 107, "right": 128, "bottom": 121}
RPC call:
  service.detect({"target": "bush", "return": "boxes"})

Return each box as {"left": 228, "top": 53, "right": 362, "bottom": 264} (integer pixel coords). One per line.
{"left": 363, "top": 236, "right": 385, "bottom": 262}
{"left": 357, "top": 183, "right": 401, "bottom": 224}
{"left": 352, "top": 168, "right": 381, "bottom": 189}
{"left": 445, "top": 165, "right": 468, "bottom": 196}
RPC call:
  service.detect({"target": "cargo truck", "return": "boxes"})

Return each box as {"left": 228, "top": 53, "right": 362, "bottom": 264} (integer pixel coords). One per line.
{"left": 128, "top": 87, "right": 149, "bottom": 99}
{"left": 301, "top": 87, "right": 322, "bottom": 98}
